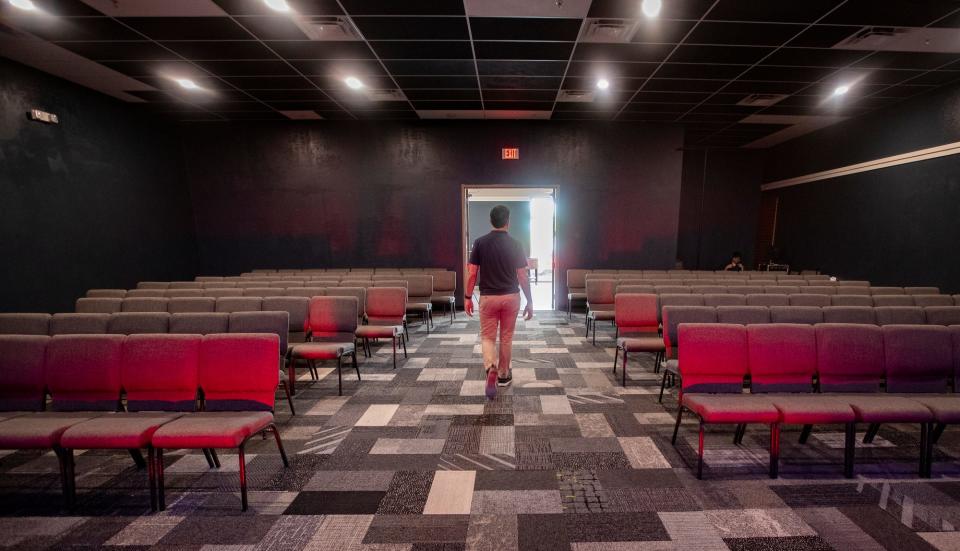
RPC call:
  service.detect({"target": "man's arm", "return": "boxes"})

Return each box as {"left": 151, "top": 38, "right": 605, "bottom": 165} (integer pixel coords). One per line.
{"left": 516, "top": 268, "right": 533, "bottom": 319}
{"left": 464, "top": 263, "right": 479, "bottom": 316}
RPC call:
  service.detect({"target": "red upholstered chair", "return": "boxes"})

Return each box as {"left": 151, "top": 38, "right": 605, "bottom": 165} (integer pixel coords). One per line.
{"left": 290, "top": 296, "right": 359, "bottom": 396}
{"left": 0, "top": 313, "right": 51, "bottom": 335}
{"left": 906, "top": 286, "right": 941, "bottom": 295}
{"left": 126, "top": 289, "right": 165, "bottom": 298}
{"left": 228, "top": 311, "right": 295, "bottom": 414}
{"left": 0, "top": 335, "right": 49, "bottom": 412}
{"left": 0, "top": 335, "right": 124, "bottom": 507}
{"left": 356, "top": 287, "right": 408, "bottom": 369}
{"left": 913, "top": 295, "right": 954, "bottom": 307}
{"left": 202, "top": 289, "right": 244, "bottom": 299}
{"left": 874, "top": 306, "right": 925, "bottom": 326}
{"left": 405, "top": 274, "right": 435, "bottom": 332}
{"left": 670, "top": 324, "right": 780, "bottom": 479}
{"left": 164, "top": 289, "right": 203, "bottom": 298}
{"left": 586, "top": 279, "right": 617, "bottom": 344}
{"left": 716, "top": 306, "right": 770, "bottom": 325}
{"left": 657, "top": 294, "right": 705, "bottom": 323}
{"left": 121, "top": 298, "right": 170, "bottom": 313}
{"left": 658, "top": 305, "right": 717, "bottom": 403}
{"left": 167, "top": 297, "right": 217, "bottom": 314}
{"left": 747, "top": 324, "right": 856, "bottom": 477}
{"left": 86, "top": 289, "right": 127, "bottom": 298}
{"left": 613, "top": 294, "right": 664, "bottom": 387}
{"left": 746, "top": 294, "right": 788, "bottom": 307}
{"left": 822, "top": 306, "right": 876, "bottom": 324}
{"left": 831, "top": 294, "right": 874, "bottom": 307}
{"left": 50, "top": 313, "right": 110, "bottom": 335}
{"left": 815, "top": 324, "right": 934, "bottom": 477}
{"left": 107, "top": 313, "right": 170, "bottom": 334}
{"left": 803, "top": 286, "right": 837, "bottom": 295}
{"left": 152, "top": 334, "right": 288, "bottom": 512}
{"left": 75, "top": 297, "right": 122, "bottom": 314}
{"left": 925, "top": 306, "right": 960, "bottom": 326}
{"left": 769, "top": 306, "right": 823, "bottom": 325}
{"left": 872, "top": 295, "right": 916, "bottom": 307}
{"left": 430, "top": 271, "right": 458, "bottom": 323}
{"left": 216, "top": 297, "right": 262, "bottom": 312}
{"left": 789, "top": 294, "right": 831, "bottom": 307}
{"left": 870, "top": 286, "right": 905, "bottom": 295}
{"left": 59, "top": 334, "right": 201, "bottom": 510}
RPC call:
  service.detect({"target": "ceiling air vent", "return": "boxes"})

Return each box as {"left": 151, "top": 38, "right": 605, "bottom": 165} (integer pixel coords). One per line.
{"left": 557, "top": 90, "right": 595, "bottom": 103}
{"left": 834, "top": 26, "right": 907, "bottom": 49}
{"left": 365, "top": 89, "right": 406, "bottom": 102}
{"left": 580, "top": 19, "right": 638, "bottom": 43}
{"left": 736, "top": 94, "right": 787, "bottom": 107}
{"left": 294, "top": 16, "right": 361, "bottom": 41}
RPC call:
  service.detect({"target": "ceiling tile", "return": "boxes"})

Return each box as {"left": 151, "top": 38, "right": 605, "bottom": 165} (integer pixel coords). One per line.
{"left": 120, "top": 17, "right": 253, "bottom": 40}
{"left": 820, "top": 0, "right": 960, "bottom": 26}
{"left": 484, "top": 101, "right": 555, "bottom": 110}
{"left": 573, "top": 42, "right": 673, "bottom": 62}
{"left": 290, "top": 59, "right": 388, "bottom": 77}
{"left": 394, "top": 75, "right": 480, "bottom": 88}
{"left": 212, "top": 0, "right": 343, "bottom": 16}
{"left": 55, "top": 41, "right": 181, "bottom": 60}
{"left": 473, "top": 41, "right": 575, "bottom": 60}
{"left": 100, "top": 60, "right": 206, "bottom": 78}
{"left": 264, "top": 99, "right": 340, "bottom": 110}
{"left": 404, "top": 89, "right": 481, "bottom": 100}
{"left": 384, "top": 59, "right": 477, "bottom": 75}
{"left": 740, "top": 65, "right": 836, "bottom": 82}
{"left": 232, "top": 16, "right": 310, "bottom": 40}
{"left": 785, "top": 25, "right": 859, "bottom": 48}
{"left": 587, "top": 0, "right": 714, "bottom": 20}
{"left": 631, "top": 19, "right": 698, "bottom": 43}
{"left": 656, "top": 63, "right": 748, "bottom": 79}
{"left": 566, "top": 61, "right": 658, "bottom": 78}
{"left": 162, "top": 41, "right": 280, "bottom": 60}
{"left": 353, "top": 16, "right": 469, "bottom": 40}
{"left": 250, "top": 89, "right": 332, "bottom": 101}
{"left": 14, "top": 16, "right": 141, "bottom": 41}
{"left": 480, "top": 75, "right": 563, "bottom": 89}
{"left": 224, "top": 75, "right": 319, "bottom": 89}
{"left": 631, "top": 90, "right": 710, "bottom": 102}
{"left": 339, "top": 0, "right": 466, "bottom": 16}
{"left": 668, "top": 45, "right": 775, "bottom": 64}
{"left": 309, "top": 75, "right": 396, "bottom": 88}
{"left": 722, "top": 80, "right": 810, "bottom": 94}
{"left": 705, "top": 0, "right": 844, "bottom": 22}
{"left": 265, "top": 40, "right": 375, "bottom": 59}
{"left": 482, "top": 89, "right": 557, "bottom": 101}
{"left": 644, "top": 78, "right": 727, "bottom": 92}
{"left": 194, "top": 60, "right": 297, "bottom": 76}
{"left": 370, "top": 41, "right": 474, "bottom": 59}
{"left": 469, "top": 17, "right": 582, "bottom": 41}
{"left": 477, "top": 60, "right": 569, "bottom": 76}
{"left": 562, "top": 76, "right": 644, "bottom": 90}
{"left": 412, "top": 100, "right": 483, "bottom": 110}
{"left": 686, "top": 22, "right": 806, "bottom": 46}
{"left": 763, "top": 47, "right": 868, "bottom": 67}
{"left": 853, "top": 51, "right": 960, "bottom": 71}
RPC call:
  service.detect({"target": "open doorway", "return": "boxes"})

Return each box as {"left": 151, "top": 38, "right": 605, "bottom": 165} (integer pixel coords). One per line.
{"left": 463, "top": 186, "right": 556, "bottom": 311}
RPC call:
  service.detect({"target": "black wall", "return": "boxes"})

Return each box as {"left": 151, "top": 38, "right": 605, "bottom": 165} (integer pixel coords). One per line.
{"left": 0, "top": 59, "right": 198, "bottom": 313}
{"left": 178, "top": 121, "right": 685, "bottom": 305}
{"left": 765, "top": 83, "right": 960, "bottom": 292}
{"left": 468, "top": 200, "right": 531, "bottom": 257}
{"left": 677, "top": 149, "right": 764, "bottom": 271}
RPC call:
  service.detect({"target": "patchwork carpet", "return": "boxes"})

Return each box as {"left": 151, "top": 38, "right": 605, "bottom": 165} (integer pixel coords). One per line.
{"left": 2, "top": 311, "right": 960, "bottom": 550}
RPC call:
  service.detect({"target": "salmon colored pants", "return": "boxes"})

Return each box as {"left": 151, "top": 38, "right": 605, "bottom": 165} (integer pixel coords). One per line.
{"left": 479, "top": 293, "right": 521, "bottom": 376}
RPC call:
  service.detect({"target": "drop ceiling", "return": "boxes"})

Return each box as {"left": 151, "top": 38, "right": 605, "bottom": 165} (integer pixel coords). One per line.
{"left": 1, "top": 0, "right": 960, "bottom": 148}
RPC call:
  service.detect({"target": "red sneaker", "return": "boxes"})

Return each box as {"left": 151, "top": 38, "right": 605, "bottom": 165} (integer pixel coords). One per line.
{"left": 485, "top": 369, "right": 498, "bottom": 400}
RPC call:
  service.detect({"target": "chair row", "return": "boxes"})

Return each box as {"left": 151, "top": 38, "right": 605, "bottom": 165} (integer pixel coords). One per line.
{"left": 568, "top": 269, "right": 832, "bottom": 280}
{"left": 0, "top": 333, "right": 288, "bottom": 511}
{"left": 614, "top": 292, "right": 956, "bottom": 309}
{"left": 240, "top": 267, "right": 447, "bottom": 275}
{"left": 671, "top": 323, "right": 960, "bottom": 479}
{"left": 605, "top": 283, "right": 939, "bottom": 296}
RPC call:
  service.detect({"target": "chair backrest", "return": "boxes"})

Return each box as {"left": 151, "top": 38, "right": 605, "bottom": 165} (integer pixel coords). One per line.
{"left": 137, "top": 282, "right": 170, "bottom": 290}
{"left": 122, "top": 297, "right": 169, "bottom": 313}
{"left": 242, "top": 287, "right": 275, "bottom": 297}
{"left": 727, "top": 285, "right": 764, "bottom": 295}
{"left": 167, "top": 297, "right": 216, "bottom": 314}
{"left": 126, "top": 289, "right": 166, "bottom": 298}
{"left": 169, "top": 281, "right": 202, "bottom": 290}
{"left": 406, "top": 274, "right": 434, "bottom": 301}
{"left": 815, "top": 324, "right": 884, "bottom": 393}
{"left": 121, "top": 334, "right": 201, "bottom": 412}
{"left": 0, "top": 313, "right": 51, "bottom": 335}
{"left": 365, "top": 287, "right": 407, "bottom": 324}
{"left": 306, "top": 296, "right": 359, "bottom": 341}
{"left": 586, "top": 279, "right": 617, "bottom": 309}
{"left": 872, "top": 295, "right": 915, "bottom": 307}
{"left": 822, "top": 306, "right": 876, "bottom": 325}
{"left": 703, "top": 294, "right": 745, "bottom": 307}
{"left": 374, "top": 279, "right": 408, "bottom": 289}
{"left": 953, "top": 326, "right": 960, "bottom": 390}
{"left": 716, "top": 306, "right": 770, "bottom": 325}
{"left": 746, "top": 294, "right": 788, "bottom": 307}
{"left": 874, "top": 306, "right": 925, "bottom": 325}
{"left": 662, "top": 306, "right": 717, "bottom": 353}
{"left": 871, "top": 286, "right": 905, "bottom": 295}
{"left": 837, "top": 286, "right": 870, "bottom": 295}
{"left": 769, "top": 306, "right": 824, "bottom": 325}
{"left": 925, "top": 306, "right": 960, "bottom": 326}
{"left": 678, "top": 324, "right": 748, "bottom": 394}
{"left": 216, "top": 297, "right": 263, "bottom": 313}
{"left": 87, "top": 289, "right": 127, "bottom": 298}
{"left": 789, "top": 294, "right": 831, "bottom": 307}
{"left": 803, "top": 286, "right": 837, "bottom": 295}
{"left": 229, "top": 311, "right": 290, "bottom": 354}
{"left": 614, "top": 294, "right": 658, "bottom": 334}
{"left": 45, "top": 334, "right": 124, "bottom": 411}
{"left": 659, "top": 294, "right": 705, "bottom": 308}
{"left": 831, "top": 294, "right": 873, "bottom": 307}
{"left": 913, "top": 295, "right": 954, "bottom": 307}
{"left": 836, "top": 280, "right": 869, "bottom": 287}
{"left": 0, "top": 335, "right": 49, "bottom": 411}
{"left": 284, "top": 287, "right": 326, "bottom": 298}
{"left": 107, "top": 312, "right": 170, "bottom": 334}
{"left": 768, "top": 285, "right": 800, "bottom": 294}
{"left": 883, "top": 325, "right": 953, "bottom": 393}
{"left": 904, "top": 286, "right": 940, "bottom": 295}
{"left": 50, "top": 313, "right": 110, "bottom": 335}
{"left": 748, "top": 324, "right": 816, "bottom": 393}
{"left": 567, "top": 269, "right": 588, "bottom": 289}
{"left": 202, "top": 289, "right": 244, "bottom": 298}
{"left": 262, "top": 297, "right": 310, "bottom": 332}
{"left": 434, "top": 271, "right": 457, "bottom": 293}
{"left": 327, "top": 287, "right": 367, "bottom": 317}
{"left": 341, "top": 279, "right": 373, "bottom": 288}
{"left": 199, "top": 334, "right": 279, "bottom": 412}
{"left": 165, "top": 289, "right": 204, "bottom": 298}
{"left": 655, "top": 285, "right": 690, "bottom": 295}
{"left": 76, "top": 297, "right": 122, "bottom": 314}
{"left": 617, "top": 284, "right": 656, "bottom": 295}
{"left": 169, "top": 313, "right": 229, "bottom": 335}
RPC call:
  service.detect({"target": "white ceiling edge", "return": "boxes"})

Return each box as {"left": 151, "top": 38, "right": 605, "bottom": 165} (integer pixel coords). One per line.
{"left": 468, "top": 187, "right": 555, "bottom": 200}
{"left": 416, "top": 110, "right": 486, "bottom": 119}
{"left": 464, "top": 0, "right": 592, "bottom": 18}
{"left": 0, "top": 31, "right": 152, "bottom": 103}
{"left": 80, "top": 0, "right": 227, "bottom": 17}
{"left": 742, "top": 114, "right": 849, "bottom": 149}
{"left": 484, "top": 110, "right": 552, "bottom": 120}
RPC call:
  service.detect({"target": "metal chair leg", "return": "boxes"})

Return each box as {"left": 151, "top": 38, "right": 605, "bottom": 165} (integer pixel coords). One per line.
{"left": 621, "top": 349, "right": 627, "bottom": 387}
{"left": 798, "top": 424, "right": 813, "bottom": 444}
{"left": 863, "top": 423, "right": 881, "bottom": 444}
{"left": 392, "top": 337, "right": 397, "bottom": 369}
{"left": 658, "top": 371, "right": 669, "bottom": 403}
{"left": 671, "top": 407, "right": 684, "bottom": 445}
{"left": 288, "top": 357, "right": 297, "bottom": 396}
{"left": 843, "top": 422, "right": 855, "bottom": 478}
{"left": 353, "top": 351, "right": 360, "bottom": 379}
{"left": 148, "top": 447, "right": 157, "bottom": 512}
{"left": 770, "top": 423, "right": 780, "bottom": 479}
{"left": 270, "top": 425, "right": 290, "bottom": 468}
{"left": 337, "top": 355, "right": 343, "bottom": 396}
{"left": 612, "top": 346, "right": 619, "bottom": 372}
{"left": 156, "top": 448, "right": 166, "bottom": 511}
{"left": 281, "top": 380, "right": 295, "bottom": 416}
{"left": 697, "top": 420, "right": 705, "bottom": 479}
{"left": 238, "top": 444, "right": 248, "bottom": 512}
{"left": 401, "top": 333, "right": 408, "bottom": 357}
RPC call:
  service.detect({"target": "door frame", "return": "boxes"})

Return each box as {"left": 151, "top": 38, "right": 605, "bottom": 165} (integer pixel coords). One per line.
{"left": 461, "top": 184, "right": 558, "bottom": 310}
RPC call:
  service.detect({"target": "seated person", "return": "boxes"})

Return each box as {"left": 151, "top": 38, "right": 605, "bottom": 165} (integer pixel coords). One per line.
{"left": 723, "top": 252, "right": 744, "bottom": 272}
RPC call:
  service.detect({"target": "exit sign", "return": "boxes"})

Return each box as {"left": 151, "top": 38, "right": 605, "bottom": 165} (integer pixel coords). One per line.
{"left": 502, "top": 147, "right": 519, "bottom": 160}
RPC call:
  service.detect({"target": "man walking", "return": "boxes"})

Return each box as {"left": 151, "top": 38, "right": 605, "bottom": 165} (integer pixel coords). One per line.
{"left": 464, "top": 205, "right": 534, "bottom": 400}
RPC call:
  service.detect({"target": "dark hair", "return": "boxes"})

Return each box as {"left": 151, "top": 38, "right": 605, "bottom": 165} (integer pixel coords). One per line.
{"left": 490, "top": 205, "right": 510, "bottom": 229}
{"left": 732, "top": 251, "right": 742, "bottom": 258}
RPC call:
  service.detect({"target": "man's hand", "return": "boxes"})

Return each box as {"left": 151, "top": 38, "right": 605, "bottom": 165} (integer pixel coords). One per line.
{"left": 523, "top": 304, "right": 533, "bottom": 321}
{"left": 465, "top": 297, "right": 474, "bottom": 317}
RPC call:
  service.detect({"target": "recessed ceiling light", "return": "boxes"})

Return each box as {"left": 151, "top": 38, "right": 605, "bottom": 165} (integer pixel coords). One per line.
{"left": 596, "top": 78, "right": 610, "bottom": 90}
{"left": 8, "top": 0, "right": 37, "bottom": 10}
{"left": 263, "top": 0, "right": 291, "bottom": 13}
{"left": 345, "top": 76, "right": 364, "bottom": 90}
{"left": 176, "top": 78, "right": 201, "bottom": 90}
{"left": 641, "top": 0, "right": 662, "bottom": 18}
{"left": 833, "top": 84, "right": 850, "bottom": 96}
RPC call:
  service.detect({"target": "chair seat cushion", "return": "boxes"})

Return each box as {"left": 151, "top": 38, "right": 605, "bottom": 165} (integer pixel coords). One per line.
{"left": 839, "top": 395, "right": 934, "bottom": 423}
{"left": 60, "top": 413, "right": 182, "bottom": 449}
{"left": 151, "top": 412, "right": 274, "bottom": 449}
{"left": 431, "top": 294, "right": 454, "bottom": 303}
{"left": 664, "top": 359, "right": 679, "bottom": 375}
{"left": 904, "top": 396, "right": 960, "bottom": 423}
{"left": 568, "top": 292, "right": 587, "bottom": 300}
{"left": 767, "top": 395, "right": 856, "bottom": 424}
{"left": 356, "top": 325, "right": 402, "bottom": 338}
{"left": 407, "top": 302, "right": 432, "bottom": 312}
{"left": 682, "top": 394, "right": 779, "bottom": 424}
{"left": 590, "top": 310, "right": 615, "bottom": 321}
{"left": 292, "top": 342, "right": 354, "bottom": 360}
{"left": 617, "top": 336, "right": 665, "bottom": 352}
{"left": 0, "top": 413, "right": 100, "bottom": 448}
